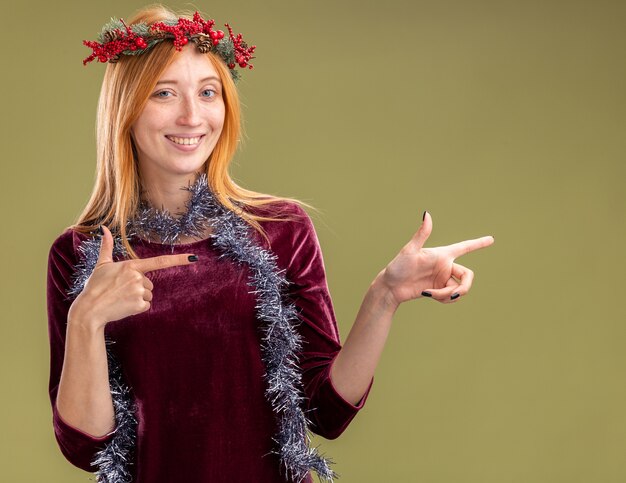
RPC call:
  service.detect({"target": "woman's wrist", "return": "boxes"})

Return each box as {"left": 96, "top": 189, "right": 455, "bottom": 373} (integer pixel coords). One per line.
{"left": 68, "top": 303, "right": 107, "bottom": 333}
{"left": 369, "top": 270, "right": 401, "bottom": 314}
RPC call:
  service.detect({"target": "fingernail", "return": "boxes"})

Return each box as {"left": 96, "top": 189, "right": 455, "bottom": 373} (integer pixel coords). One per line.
{"left": 422, "top": 210, "right": 427, "bottom": 221}
{"left": 421, "top": 291, "right": 432, "bottom": 297}
{"left": 188, "top": 255, "right": 198, "bottom": 262}
{"left": 451, "top": 293, "right": 460, "bottom": 300}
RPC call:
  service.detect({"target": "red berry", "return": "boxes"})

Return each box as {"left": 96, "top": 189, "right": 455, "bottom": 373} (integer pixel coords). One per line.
{"left": 210, "top": 31, "right": 219, "bottom": 39}
{"left": 239, "top": 61, "right": 247, "bottom": 68}
{"left": 180, "top": 36, "right": 188, "bottom": 45}
{"left": 130, "top": 44, "right": 137, "bottom": 51}
{"left": 228, "top": 63, "right": 235, "bottom": 69}
{"left": 217, "top": 30, "right": 224, "bottom": 39}
{"left": 98, "top": 55, "right": 107, "bottom": 62}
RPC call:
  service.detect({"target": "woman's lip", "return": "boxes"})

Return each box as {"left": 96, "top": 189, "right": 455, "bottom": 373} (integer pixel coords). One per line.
{"left": 166, "top": 133, "right": 206, "bottom": 138}
{"left": 165, "top": 134, "right": 205, "bottom": 151}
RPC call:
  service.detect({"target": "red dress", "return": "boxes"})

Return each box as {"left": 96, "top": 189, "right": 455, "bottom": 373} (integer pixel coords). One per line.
{"left": 46, "top": 202, "right": 373, "bottom": 482}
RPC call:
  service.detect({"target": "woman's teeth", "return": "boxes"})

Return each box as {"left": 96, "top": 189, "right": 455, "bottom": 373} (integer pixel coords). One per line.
{"left": 167, "top": 135, "right": 203, "bottom": 145}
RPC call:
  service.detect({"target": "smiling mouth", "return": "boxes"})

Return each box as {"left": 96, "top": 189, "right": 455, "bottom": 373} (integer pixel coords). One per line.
{"left": 165, "top": 135, "right": 205, "bottom": 145}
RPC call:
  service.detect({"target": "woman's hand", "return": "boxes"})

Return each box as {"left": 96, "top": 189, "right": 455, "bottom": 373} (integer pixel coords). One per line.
{"left": 378, "top": 211, "right": 494, "bottom": 306}
{"left": 68, "top": 225, "right": 199, "bottom": 331}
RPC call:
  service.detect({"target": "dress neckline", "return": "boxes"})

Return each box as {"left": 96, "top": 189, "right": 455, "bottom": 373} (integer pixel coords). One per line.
{"left": 134, "top": 235, "right": 214, "bottom": 248}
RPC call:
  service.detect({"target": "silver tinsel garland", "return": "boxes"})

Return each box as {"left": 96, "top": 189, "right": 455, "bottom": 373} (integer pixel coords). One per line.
{"left": 66, "top": 173, "right": 336, "bottom": 483}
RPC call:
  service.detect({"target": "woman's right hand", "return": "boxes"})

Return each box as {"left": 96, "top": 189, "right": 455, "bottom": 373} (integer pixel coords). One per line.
{"left": 68, "top": 225, "right": 198, "bottom": 331}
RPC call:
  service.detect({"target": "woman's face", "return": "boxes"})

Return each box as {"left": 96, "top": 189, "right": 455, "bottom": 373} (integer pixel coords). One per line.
{"left": 130, "top": 45, "right": 226, "bottom": 180}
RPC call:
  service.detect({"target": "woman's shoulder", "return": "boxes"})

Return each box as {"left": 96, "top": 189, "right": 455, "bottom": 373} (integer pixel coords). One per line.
{"left": 246, "top": 201, "right": 323, "bottom": 273}
{"left": 245, "top": 199, "right": 309, "bottom": 221}
{"left": 249, "top": 200, "right": 314, "bottom": 239}
{"left": 48, "top": 227, "right": 95, "bottom": 261}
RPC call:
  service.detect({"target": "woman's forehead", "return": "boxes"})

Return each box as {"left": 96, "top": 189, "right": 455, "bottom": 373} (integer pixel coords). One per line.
{"left": 159, "top": 47, "right": 222, "bottom": 84}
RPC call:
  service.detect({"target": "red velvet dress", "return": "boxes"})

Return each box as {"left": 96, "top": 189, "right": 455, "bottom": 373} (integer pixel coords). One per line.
{"left": 47, "top": 202, "right": 374, "bottom": 482}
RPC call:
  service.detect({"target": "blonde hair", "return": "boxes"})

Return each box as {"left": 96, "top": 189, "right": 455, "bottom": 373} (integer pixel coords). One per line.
{"left": 70, "top": 4, "right": 316, "bottom": 258}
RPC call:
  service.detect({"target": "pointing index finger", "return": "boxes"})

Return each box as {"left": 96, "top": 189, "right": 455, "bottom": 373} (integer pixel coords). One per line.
{"left": 129, "top": 253, "right": 199, "bottom": 274}
{"left": 445, "top": 235, "right": 495, "bottom": 259}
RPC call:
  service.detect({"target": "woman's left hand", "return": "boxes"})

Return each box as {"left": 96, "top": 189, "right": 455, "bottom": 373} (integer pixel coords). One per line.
{"left": 378, "top": 211, "right": 495, "bottom": 306}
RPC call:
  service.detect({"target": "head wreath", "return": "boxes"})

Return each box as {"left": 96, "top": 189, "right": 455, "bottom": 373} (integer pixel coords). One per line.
{"left": 82, "top": 11, "right": 256, "bottom": 82}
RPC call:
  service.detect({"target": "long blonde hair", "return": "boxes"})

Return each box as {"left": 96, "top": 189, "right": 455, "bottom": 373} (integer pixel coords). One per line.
{"left": 71, "top": 4, "right": 316, "bottom": 259}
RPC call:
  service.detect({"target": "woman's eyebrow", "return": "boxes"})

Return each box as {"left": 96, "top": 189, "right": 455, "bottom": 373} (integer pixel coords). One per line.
{"left": 156, "top": 76, "right": 222, "bottom": 85}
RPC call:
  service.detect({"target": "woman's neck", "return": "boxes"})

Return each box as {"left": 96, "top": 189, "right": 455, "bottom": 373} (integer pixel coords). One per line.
{"left": 139, "top": 172, "right": 200, "bottom": 217}
{"left": 133, "top": 170, "right": 215, "bottom": 244}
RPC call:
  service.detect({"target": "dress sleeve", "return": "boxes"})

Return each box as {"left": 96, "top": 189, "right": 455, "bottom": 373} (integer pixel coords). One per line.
{"left": 46, "top": 230, "right": 116, "bottom": 472}
{"left": 279, "top": 205, "right": 374, "bottom": 440}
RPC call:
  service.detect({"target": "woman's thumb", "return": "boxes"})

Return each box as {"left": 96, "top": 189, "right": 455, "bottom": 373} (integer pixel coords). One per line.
{"left": 96, "top": 225, "right": 114, "bottom": 264}
{"left": 411, "top": 210, "right": 433, "bottom": 249}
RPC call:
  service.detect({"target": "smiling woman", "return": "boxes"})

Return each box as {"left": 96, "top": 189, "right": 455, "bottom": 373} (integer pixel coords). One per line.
{"left": 130, "top": 46, "right": 227, "bottom": 222}
{"left": 82, "top": 8, "right": 271, "bottom": 255}
{"left": 47, "top": 5, "right": 370, "bottom": 483}
{"left": 47, "top": 3, "right": 494, "bottom": 483}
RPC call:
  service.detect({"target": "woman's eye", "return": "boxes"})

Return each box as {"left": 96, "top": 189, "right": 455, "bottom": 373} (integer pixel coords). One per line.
{"left": 202, "top": 89, "right": 216, "bottom": 98}
{"left": 155, "top": 91, "right": 171, "bottom": 98}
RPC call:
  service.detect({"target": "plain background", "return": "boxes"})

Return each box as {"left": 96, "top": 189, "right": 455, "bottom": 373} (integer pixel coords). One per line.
{"left": 1, "top": 0, "right": 625, "bottom": 481}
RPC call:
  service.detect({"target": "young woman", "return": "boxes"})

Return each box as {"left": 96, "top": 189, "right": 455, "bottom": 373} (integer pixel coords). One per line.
{"left": 46, "top": 5, "right": 494, "bottom": 482}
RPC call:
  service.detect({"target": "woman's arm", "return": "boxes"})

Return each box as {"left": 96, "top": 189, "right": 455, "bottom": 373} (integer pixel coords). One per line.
{"left": 55, "top": 311, "right": 116, "bottom": 438}
{"left": 329, "top": 273, "right": 397, "bottom": 405}
{"left": 47, "top": 231, "right": 116, "bottom": 471}
{"left": 48, "top": 226, "right": 197, "bottom": 469}
{"left": 329, "top": 211, "right": 494, "bottom": 405}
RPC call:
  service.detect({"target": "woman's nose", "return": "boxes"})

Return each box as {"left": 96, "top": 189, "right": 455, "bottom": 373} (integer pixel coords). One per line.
{"left": 177, "top": 97, "right": 201, "bottom": 126}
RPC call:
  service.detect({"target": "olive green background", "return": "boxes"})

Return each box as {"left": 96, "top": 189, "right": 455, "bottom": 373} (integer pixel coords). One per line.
{"left": 1, "top": 0, "right": 624, "bottom": 481}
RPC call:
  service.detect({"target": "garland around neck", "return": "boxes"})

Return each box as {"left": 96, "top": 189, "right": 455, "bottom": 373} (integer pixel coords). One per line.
{"left": 66, "top": 173, "right": 337, "bottom": 482}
